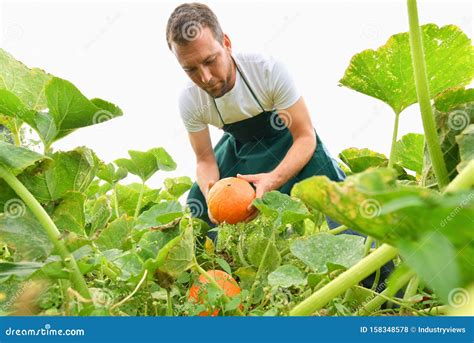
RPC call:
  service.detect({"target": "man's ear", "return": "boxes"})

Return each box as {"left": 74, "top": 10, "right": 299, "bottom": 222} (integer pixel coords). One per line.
{"left": 223, "top": 33, "right": 232, "bottom": 52}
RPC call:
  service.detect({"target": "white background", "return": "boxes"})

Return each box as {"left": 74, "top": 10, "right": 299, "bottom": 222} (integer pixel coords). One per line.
{"left": 1, "top": 0, "right": 472, "bottom": 187}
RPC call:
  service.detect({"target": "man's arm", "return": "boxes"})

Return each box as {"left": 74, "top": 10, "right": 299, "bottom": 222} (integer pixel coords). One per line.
{"left": 188, "top": 127, "right": 220, "bottom": 200}
{"left": 237, "top": 96, "right": 316, "bottom": 197}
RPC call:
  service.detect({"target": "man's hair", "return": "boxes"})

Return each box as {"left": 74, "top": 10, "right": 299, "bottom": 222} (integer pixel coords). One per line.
{"left": 166, "top": 3, "right": 224, "bottom": 49}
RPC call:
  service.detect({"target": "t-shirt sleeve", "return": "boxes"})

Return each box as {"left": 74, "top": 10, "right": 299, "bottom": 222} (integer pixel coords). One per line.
{"left": 178, "top": 89, "right": 208, "bottom": 132}
{"left": 268, "top": 58, "right": 301, "bottom": 110}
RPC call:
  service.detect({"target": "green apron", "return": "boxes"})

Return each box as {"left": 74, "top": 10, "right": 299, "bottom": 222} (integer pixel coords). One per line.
{"left": 186, "top": 58, "right": 346, "bottom": 223}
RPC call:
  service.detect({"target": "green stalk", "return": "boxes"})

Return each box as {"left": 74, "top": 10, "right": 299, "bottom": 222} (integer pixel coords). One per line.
{"left": 403, "top": 275, "right": 420, "bottom": 301}
{"left": 357, "top": 268, "right": 415, "bottom": 315}
{"left": 388, "top": 113, "right": 400, "bottom": 168}
{"left": 290, "top": 244, "right": 398, "bottom": 316}
{"left": 327, "top": 225, "right": 348, "bottom": 235}
{"left": 0, "top": 166, "right": 93, "bottom": 307}
{"left": 134, "top": 180, "right": 146, "bottom": 218}
{"left": 407, "top": 0, "right": 449, "bottom": 189}
{"left": 443, "top": 160, "right": 474, "bottom": 193}
{"left": 363, "top": 236, "right": 374, "bottom": 256}
{"left": 166, "top": 289, "right": 173, "bottom": 316}
{"left": 113, "top": 183, "right": 120, "bottom": 218}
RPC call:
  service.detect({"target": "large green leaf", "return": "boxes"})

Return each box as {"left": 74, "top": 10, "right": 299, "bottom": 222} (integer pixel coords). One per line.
{"left": 292, "top": 169, "right": 474, "bottom": 297}
{"left": 160, "top": 176, "right": 193, "bottom": 200}
{"left": 253, "top": 191, "right": 310, "bottom": 229}
{"left": 96, "top": 162, "right": 127, "bottom": 185}
{"left": 422, "top": 87, "right": 474, "bottom": 187}
{"left": 51, "top": 191, "right": 86, "bottom": 235}
{"left": 0, "top": 141, "right": 47, "bottom": 175}
{"left": 18, "top": 147, "right": 99, "bottom": 202}
{"left": 136, "top": 227, "right": 180, "bottom": 261}
{"left": 290, "top": 234, "right": 365, "bottom": 274}
{"left": 392, "top": 133, "right": 424, "bottom": 174}
{"left": 86, "top": 196, "right": 112, "bottom": 236}
{"left": 339, "top": 148, "right": 387, "bottom": 173}
{"left": 95, "top": 216, "right": 135, "bottom": 251}
{"left": 247, "top": 237, "right": 281, "bottom": 273}
{"left": 115, "top": 148, "right": 176, "bottom": 182}
{"left": 340, "top": 24, "right": 474, "bottom": 114}
{"left": 115, "top": 183, "right": 160, "bottom": 216}
{"left": 268, "top": 265, "right": 307, "bottom": 288}
{"left": 0, "top": 210, "right": 53, "bottom": 260}
{"left": 0, "top": 49, "right": 52, "bottom": 111}
{"left": 135, "top": 201, "right": 183, "bottom": 230}
{"left": 0, "top": 261, "right": 44, "bottom": 282}
{"left": 45, "top": 77, "right": 123, "bottom": 143}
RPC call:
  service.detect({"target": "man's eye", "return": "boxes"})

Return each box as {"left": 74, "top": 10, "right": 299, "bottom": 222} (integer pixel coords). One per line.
{"left": 205, "top": 58, "right": 215, "bottom": 65}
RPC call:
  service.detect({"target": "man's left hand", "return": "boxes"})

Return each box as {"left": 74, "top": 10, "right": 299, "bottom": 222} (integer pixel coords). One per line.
{"left": 237, "top": 172, "right": 279, "bottom": 199}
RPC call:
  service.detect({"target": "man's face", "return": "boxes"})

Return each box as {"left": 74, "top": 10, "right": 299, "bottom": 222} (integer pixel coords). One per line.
{"left": 172, "top": 27, "right": 235, "bottom": 98}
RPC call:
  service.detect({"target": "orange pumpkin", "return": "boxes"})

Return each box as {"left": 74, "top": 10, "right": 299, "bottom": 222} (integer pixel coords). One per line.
{"left": 188, "top": 270, "right": 241, "bottom": 316}
{"left": 207, "top": 177, "right": 255, "bottom": 224}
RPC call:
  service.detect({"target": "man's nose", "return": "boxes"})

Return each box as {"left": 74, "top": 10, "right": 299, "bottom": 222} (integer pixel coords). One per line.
{"left": 198, "top": 66, "right": 212, "bottom": 85}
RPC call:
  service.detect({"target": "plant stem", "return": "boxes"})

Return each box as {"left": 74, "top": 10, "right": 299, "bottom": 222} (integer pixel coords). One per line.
{"left": 403, "top": 275, "right": 420, "bottom": 301}
{"left": 363, "top": 237, "right": 374, "bottom": 256}
{"left": 12, "top": 122, "right": 21, "bottom": 147}
{"left": 357, "top": 268, "right": 415, "bottom": 315}
{"left": 327, "top": 225, "right": 348, "bottom": 235}
{"left": 388, "top": 113, "right": 400, "bottom": 168}
{"left": 134, "top": 180, "right": 146, "bottom": 218}
{"left": 443, "top": 160, "right": 474, "bottom": 193}
{"left": 290, "top": 244, "right": 398, "bottom": 316}
{"left": 113, "top": 183, "right": 120, "bottom": 218}
{"left": 0, "top": 166, "right": 93, "bottom": 311}
{"left": 407, "top": 0, "right": 449, "bottom": 189}
{"left": 166, "top": 289, "right": 173, "bottom": 316}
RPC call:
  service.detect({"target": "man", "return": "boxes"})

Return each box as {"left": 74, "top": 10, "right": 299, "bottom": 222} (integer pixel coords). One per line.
{"left": 166, "top": 2, "right": 395, "bottom": 295}
{"left": 166, "top": 3, "right": 345, "bottom": 225}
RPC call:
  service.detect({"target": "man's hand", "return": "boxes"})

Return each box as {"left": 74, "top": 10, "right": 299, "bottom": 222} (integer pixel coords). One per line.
{"left": 237, "top": 172, "right": 280, "bottom": 198}
{"left": 205, "top": 181, "right": 219, "bottom": 225}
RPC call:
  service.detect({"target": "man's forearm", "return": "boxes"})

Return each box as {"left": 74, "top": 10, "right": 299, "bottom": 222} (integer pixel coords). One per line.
{"left": 271, "top": 133, "right": 316, "bottom": 188}
{"left": 196, "top": 159, "right": 220, "bottom": 199}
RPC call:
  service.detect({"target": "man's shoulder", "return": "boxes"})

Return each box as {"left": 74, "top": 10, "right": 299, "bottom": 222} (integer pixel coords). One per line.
{"left": 234, "top": 51, "right": 277, "bottom": 71}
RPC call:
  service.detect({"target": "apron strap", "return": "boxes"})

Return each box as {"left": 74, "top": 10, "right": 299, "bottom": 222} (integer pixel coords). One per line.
{"left": 212, "top": 56, "right": 267, "bottom": 126}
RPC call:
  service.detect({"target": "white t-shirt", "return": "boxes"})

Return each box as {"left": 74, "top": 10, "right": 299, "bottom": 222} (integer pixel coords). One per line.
{"left": 178, "top": 52, "right": 301, "bottom": 132}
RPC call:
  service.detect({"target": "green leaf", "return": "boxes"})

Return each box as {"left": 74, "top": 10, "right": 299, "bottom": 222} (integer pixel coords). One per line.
{"left": 339, "top": 24, "right": 474, "bottom": 114}
{"left": 115, "top": 148, "right": 176, "bottom": 182}
{"left": 0, "top": 210, "right": 53, "bottom": 260}
{"left": 136, "top": 227, "right": 179, "bottom": 261}
{"left": 18, "top": 147, "right": 99, "bottom": 202}
{"left": 215, "top": 257, "right": 232, "bottom": 275}
{"left": 0, "top": 261, "right": 44, "bottom": 282}
{"left": 253, "top": 191, "right": 310, "bottom": 229}
{"left": 86, "top": 196, "right": 112, "bottom": 236}
{"left": 96, "top": 163, "right": 127, "bottom": 185}
{"left": 113, "top": 252, "right": 144, "bottom": 281}
{"left": 339, "top": 148, "right": 387, "bottom": 173}
{"left": 45, "top": 77, "right": 123, "bottom": 142}
{"left": 51, "top": 191, "right": 86, "bottom": 235}
{"left": 115, "top": 183, "right": 159, "bottom": 216}
{"left": 423, "top": 87, "right": 473, "bottom": 187}
{"left": 268, "top": 264, "right": 307, "bottom": 288}
{"left": 161, "top": 176, "right": 193, "bottom": 199}
{"left": 456, "top": 124, "right": 474, "bottom": 172}
{"left": 292, "top": 168, "right": 473, "bottom": 287}
{"left": 392, "top": 133, "right": 424, "bottom": 174}
{"left": 290, "top": 234, "right": 365, "bottom": 274}
{"left": 158, "top": 223, "right": 194, "bottom": 278}
{"left": 135, "top": 201, "right": 183, "bottom": 230}
{"left": 0, "top": 141, "right": 47, "bottom": 175}
{"left": 95, "top": 216, "right": 135, "bottom": 251}
{"left": 247, "top": 237, "right": 281, "bottom": 273}
{"left": 0, "top": 48, "right": 52, "bottom": 111}
{"left": 399, "top": 232, "right": 460, "bottom": 304}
